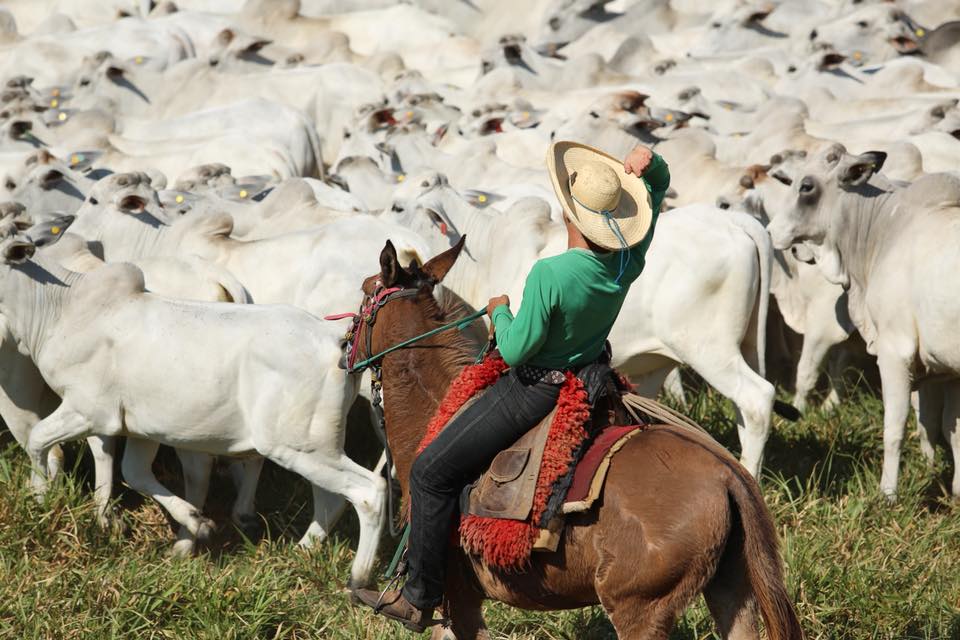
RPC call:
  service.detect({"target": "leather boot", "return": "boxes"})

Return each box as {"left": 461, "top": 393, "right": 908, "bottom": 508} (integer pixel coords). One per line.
{"left": 352, "top": 588, "right": 437, "bottom": 632}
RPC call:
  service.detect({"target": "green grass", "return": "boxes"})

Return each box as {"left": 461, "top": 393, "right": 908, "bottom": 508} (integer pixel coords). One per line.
{"left": 0, "top": 389, "right": 958, "bottom": 640}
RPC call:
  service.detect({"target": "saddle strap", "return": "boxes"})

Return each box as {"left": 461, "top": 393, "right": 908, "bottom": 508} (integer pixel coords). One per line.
{"left": 620, "top": 393, "right": 736, "bottom": 462}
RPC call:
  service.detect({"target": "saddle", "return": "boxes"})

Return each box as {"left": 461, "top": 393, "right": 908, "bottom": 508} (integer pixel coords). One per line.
{"left": 462, "top": 361, "right": 632, "bottom": 522}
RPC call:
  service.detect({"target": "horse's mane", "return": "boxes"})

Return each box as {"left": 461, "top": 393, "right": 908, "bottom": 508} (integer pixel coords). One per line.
{"left": 429, "top": 284, "right": 487, "bottom": 372}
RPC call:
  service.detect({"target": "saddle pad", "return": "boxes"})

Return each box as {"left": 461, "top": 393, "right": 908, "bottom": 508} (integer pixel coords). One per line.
{"left": 562, "top": 425, "right": 643, "bottom": 514}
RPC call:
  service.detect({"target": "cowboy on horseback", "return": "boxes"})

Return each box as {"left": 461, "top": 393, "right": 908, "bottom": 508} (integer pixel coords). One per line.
{"left": 354, "top": 142, "right": 671, "bottom": 631}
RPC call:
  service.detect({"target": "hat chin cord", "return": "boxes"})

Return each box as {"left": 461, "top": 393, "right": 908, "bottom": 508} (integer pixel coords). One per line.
{"left": 569, "top": 191, "right": 631, "bottom": 285}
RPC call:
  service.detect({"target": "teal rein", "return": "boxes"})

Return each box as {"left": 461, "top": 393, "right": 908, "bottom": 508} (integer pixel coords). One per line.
{"left": 349, "top": 308, "right": 487, "bottom": 373}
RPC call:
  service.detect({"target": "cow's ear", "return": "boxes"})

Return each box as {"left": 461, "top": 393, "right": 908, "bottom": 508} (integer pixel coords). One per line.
{"left": 838, "top": 151, "right": 886, "bottom": 187}
{"left": 379, "top": 240, "right": 400, "bottom": 287}
{"left": 27, "top": 214, "right": 74, "bottom": 247}
{"left": 217, "top": 28, "right": 236, "bottom": 46}
{"left": 3, "top": 238, "right": 35, "bottom": 264}
{"left": 421, "top": 235, "right": 466, "bottom": 284}
{"left": 40, "top": 169, "right": 63, "bottom": 190}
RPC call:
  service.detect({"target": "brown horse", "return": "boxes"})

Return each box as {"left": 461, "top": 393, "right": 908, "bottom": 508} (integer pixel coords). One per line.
{"left": 360, "top": 238, "right": 803, "bottom": 640}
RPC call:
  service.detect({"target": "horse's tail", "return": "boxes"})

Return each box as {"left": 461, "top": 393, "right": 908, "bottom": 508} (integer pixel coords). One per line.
{"left": 726, "top": 471, "right": 804, "bottom": 640}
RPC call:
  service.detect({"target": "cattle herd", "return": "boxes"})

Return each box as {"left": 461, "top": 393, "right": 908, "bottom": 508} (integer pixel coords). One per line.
{"left": 0, "top": 0, "right": 959, "bottom": 624}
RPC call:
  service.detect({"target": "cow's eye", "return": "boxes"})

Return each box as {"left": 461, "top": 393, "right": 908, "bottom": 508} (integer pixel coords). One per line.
{"left": 4, "top": 179, "right": 14, "bottom": 190}
{"left": 391, "top": 203, "right": 403, "bottom": 212}
{"left": 549, "top": 16, "right": 561, "bottom": 30}
{"left": 857, "top": 20, "right": 869, "bottom": 28}
{"left": 799, "top": 177, "right": 815, "bottom": 193}
{"left": 79, "top": 78, "right": 91, "bottom": 87}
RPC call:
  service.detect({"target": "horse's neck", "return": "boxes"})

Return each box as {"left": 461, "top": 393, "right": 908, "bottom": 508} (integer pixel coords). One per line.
{"left": 380, "top": 309, "right": 477, "bottom": 498}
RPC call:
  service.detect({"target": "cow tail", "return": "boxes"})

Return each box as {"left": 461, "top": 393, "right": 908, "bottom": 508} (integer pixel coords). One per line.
{"left": 726, "top": 211, "right": 771, "bottom": 378}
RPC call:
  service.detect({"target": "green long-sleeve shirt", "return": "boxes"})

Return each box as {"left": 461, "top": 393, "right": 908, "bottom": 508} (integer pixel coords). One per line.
{"left": 492, "top": 152, "right": 670, "bottom": 368}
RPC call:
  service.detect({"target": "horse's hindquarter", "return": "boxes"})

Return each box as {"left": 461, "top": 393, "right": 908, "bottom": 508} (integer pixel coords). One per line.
{"left": 471, "top": 425, "right": 736, "bottom": 610}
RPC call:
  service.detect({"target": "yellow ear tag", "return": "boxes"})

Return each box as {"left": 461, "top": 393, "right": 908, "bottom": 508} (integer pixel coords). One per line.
{"left": 397, "top": 174, "right": 406, "bottom": 182}
{"left": 50, "top": 226, "right": 60, "bottom": 235}
{"left": 522, "top": 111, "right": 530, "bottom": 119}
{"left": 50, "top": 98, "right": 59, "bottom": 108}
{"left": 665, "top": 113, "right": 674, "bottom": 121}
{"left": 175, "top": 194, "right": 184, "bottom": 203}
{"left": 853, "top": 50, "right": 863, "bottom": 60}
{"left": 916, "top": 28, "right": 925, "bottom": 37}
{"left": 135, "top": 56, "right": 144, "bottom": 64}
{"left": 58, "top": 112, "right": 67, "bottom": 121}
{"left": 723, "top": 103, "right": 732, "bottom": 110}
{"left": 51, "top": 88, "right": 60, "bottom": 97}
{"left": 405, "top": 110, "right": 414, "bottom": 118}
{"left": 478, "top": 194, "right": 487, "bottom": 203}
{"left": 70, "top": 154, "right": 80, "bottom": 165}
{"left": 239, "top": 189, "right": 248, "bottom": 198}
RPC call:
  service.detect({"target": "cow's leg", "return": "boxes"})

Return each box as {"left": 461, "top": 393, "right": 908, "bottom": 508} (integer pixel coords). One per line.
{"left": 121, "top": 438, "right": 216, "bottom": 554}
{"left": 940, "top": 380, "right": 960, "bottom": 497}
{"left": 672, "top": 347, "right": 774, "bottom": 477}
{"left": 86, "top": 436, "right": 118, "bottom": 528}
{"left": 822, "top": 345, "right": 853, "bottom": 410}
{"left": 793, "top": 334, "right": 835, "bottom": 413}
{"left": 629, "top": 365, "right": 675, "bottom": 399}
{"left": 877, "top": 350, "right": 914, "bottom": 500}
{"left": 26, "top": 404, "right": 93, "bottom": 494}
{"left": 662, "top": 368, "right": 687, "bottom": 407}
{"left": 173, "top": 448, "right": 215, "bottom": 555}
{"left": 268, "top": 447, "right": 385, "bottom": 587}
{"left": 914, "top": 381, "right": 945, "bottom": 468}
{"left": 229, "top": 457, "right": 265, "bottom": 532}
{"left": 299, "top": 485, "right": 348, "bottom": 546}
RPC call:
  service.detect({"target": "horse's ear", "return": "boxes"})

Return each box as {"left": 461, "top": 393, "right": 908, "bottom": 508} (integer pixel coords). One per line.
{"left": 421, "top": 235, "right": 466, "bottom": 284}
{"left": 379, "top": 240, "right": 400, "bottom": 287}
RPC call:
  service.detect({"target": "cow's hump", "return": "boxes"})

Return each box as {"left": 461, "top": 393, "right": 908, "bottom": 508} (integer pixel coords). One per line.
{"left": 901, "top": 173, "right": 960, "bottom": 210}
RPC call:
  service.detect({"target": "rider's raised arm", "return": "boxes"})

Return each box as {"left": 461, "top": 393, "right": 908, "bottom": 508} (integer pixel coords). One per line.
{"left": 619, "top": 152, "right": 670, "bottom": 283}
{"left": 642, "top": 152, "right": 671, "bottom": 211}
{"left": 490, "top": 261, "right": 557, "bottom": 366}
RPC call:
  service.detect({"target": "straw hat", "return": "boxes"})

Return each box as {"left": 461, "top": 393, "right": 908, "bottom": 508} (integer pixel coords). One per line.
{"left": 547, "top": 141, "right": 653, "bottom": 251}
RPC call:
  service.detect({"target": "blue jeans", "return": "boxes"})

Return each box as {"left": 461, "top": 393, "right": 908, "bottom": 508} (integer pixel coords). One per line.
{"left": 401, "top": 368, "right": 561, "bottom": 609}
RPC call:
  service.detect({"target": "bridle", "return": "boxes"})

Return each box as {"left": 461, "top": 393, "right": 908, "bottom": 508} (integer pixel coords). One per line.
{"left": 326, "top": 281, "right": 421, "bottom": 375}
{"left": 325, "top": 279, "right": 486, "bottom": 539}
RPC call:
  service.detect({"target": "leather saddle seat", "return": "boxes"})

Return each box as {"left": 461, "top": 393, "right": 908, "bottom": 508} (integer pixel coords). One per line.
{"left": 462, "top": 362, "right": 632, "bottom": 522}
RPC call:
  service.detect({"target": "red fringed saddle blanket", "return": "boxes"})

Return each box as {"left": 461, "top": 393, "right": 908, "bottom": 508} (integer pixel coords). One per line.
{"left": 414, "top": 353, "right": 642, "bottom": 570}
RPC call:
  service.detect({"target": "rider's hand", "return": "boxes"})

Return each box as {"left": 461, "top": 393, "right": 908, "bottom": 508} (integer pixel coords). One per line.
{"left": 486, "top": 294, "right": 509, "bottom": 317}
{"left": 624, "top": 145, "right": 654, "bottom": 176}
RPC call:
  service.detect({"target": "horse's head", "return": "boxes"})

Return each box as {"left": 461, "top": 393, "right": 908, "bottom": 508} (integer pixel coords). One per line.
{"left": 354, "top": 236, "right": 467, "bottom": 371}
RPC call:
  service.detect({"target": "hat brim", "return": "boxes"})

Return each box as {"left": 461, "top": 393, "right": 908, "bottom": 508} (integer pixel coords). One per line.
{"left": 547, "top": 141, "right": 653, "bottom": 251}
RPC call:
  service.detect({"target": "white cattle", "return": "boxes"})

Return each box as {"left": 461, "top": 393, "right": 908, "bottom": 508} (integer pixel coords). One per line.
{"left": 68, "top": 58, "right": 385, "bottom": 164}
{"left": 3, "top": 149, "right": 99, "bottom": 215}
{"left": 766, "top": 144, "right": 960, "bottom": 498}
{"left": 0, "top": 216, "right": 263, "bottom": 554}
{"left": 808, "top": 4, "right": 926, "bottom": 65}
{"left": 0, "top": 220, "right": 384, "bottom": 586}
{"left": 67, "top": 173, "right": 429, "bottom": 320}
{"left": 0, "top": 17, "right": 195, "bottom": 85}
{"left": 736, "top": 158, "right": 857, "bottom": 411}
{"left": 387, "top": 173, "right": 780, "bottom": 476}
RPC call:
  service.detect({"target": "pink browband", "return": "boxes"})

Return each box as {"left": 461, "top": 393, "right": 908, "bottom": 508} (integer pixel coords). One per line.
{"left": 324, "top": 284, "right": 403, "bottom": 370}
